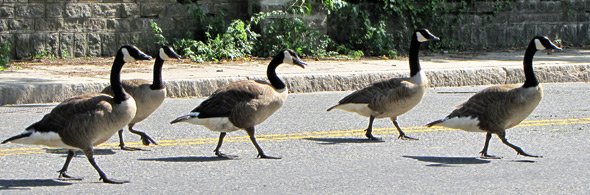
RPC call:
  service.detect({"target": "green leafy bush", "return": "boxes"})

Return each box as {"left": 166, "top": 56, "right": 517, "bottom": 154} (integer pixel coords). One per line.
{"left": 0, "top": 42, "right": 10, "bottom": 70}
{"left": 251, "top": 10, "right": 334, "bottom": 58}
{"left": 150, "top": 21, "right": 168, "bottom": 45}
{"left": 171, "top": 20, "right": 258, "bottom": 62}
{"left": 328, "top": 4, "right": 397, "bottom": 56}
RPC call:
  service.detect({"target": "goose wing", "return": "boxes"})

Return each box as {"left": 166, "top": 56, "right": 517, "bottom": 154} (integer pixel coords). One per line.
{"left": 447, "top": 85, "right": 516, "bottom": 119}
{"left": 192, "top": 80, "right": 270, "bottom": 118}
{"left": 101, "top": 79, "right": 151, "bottom": 96}
{"left": 27, "top": 94, "right": 115, "bottom": 133}
{"left": 337, "top": 78, "right": 412, "bottom": 105}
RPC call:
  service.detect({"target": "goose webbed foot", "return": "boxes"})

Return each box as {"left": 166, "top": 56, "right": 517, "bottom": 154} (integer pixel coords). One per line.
{"left": 365, "top": 129, "right": 381, "bottom": 141}
{"left": 57, "top": 172, "right": 83, "bottom": 181}
{"left": 517, "top": 151, "right": 543, "bottom": 158}
{"left": 214, "top": 150, "right": 238, "bottom": 159}
{"left": 480, "top": 152, "right": 502, "bottom": 159}
{"left": 257, "top": 153, "right": 282, "bottom": 159}
{"left": 398, "top": 134, "right": 418, "bottom": 140}
{"left": 120, "top": 145, "right": 144, "bottom": 151}
{"left": 137, "top": 132, "right": 158, "bottom": 146}
{"left": 100, "top": 176, "right": 129, "bottom": 184}
{"left": 129, "top": 128, "right": 158, "bottom": 146}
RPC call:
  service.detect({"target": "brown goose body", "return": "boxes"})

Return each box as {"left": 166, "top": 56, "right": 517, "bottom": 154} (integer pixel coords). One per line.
{"left": 426, "top": 36, "right": 561, "bottom": 158}
{"left": 101, "top": 46, "right": 180, "bottom": 150}
{"left": 327, "top": 29, "right": 439, "bottom": 140}
{"left": 189, "top": 80, "right": 288, "bottom": 132}
{"left": 22, "top": 93, "right": 136, "bottom": 148}
{"left": 435, "top": 84, "right": 542, "bottom": 133}
{"left": 328, "top": 71, "right": 427, "bottom": 118}
{"left": 2, "top": 45, "right": 152, "bottom": 184}
{"left": 103, "top": 79, "right": 166, "bottom": 124}
{"left": 171, "top": 50, "right": 306, "bottom": 159}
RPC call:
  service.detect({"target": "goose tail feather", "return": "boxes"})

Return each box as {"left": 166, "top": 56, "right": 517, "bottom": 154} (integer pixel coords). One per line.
{"left": 326, "top": 105, "right": 339, "bottom": 112}
{"left": 426, "top": 119, "right": 444, "bottom": 127}
{"left": 2, "top": 132, "right": 33, "bottom": 144}
{"left": 170, "top": 112, "right": 199, "bottom": 124}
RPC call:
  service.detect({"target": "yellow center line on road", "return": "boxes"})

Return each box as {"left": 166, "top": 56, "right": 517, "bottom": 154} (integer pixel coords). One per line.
{"left": 1, "top": 117, "right": 588, "bottom": 157}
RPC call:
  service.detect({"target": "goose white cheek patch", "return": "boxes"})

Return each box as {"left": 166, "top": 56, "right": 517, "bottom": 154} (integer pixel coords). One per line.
{"left": 534, "top": 39, "right": 546, "bottom": 50}
{"left": 416, "top": 32, "right": 429, "bottom": 42}
{"left": 121, "top": 48, "right": 135, "bottom": 63}
{"left": 283, "top": 51, "right": 293, "bottom": 64}
{"left": 159, "top": 48, "right": 170, "bottom": 60}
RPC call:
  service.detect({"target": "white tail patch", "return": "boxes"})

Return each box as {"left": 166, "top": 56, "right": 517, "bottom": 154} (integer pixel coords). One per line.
{"left": 10, "top": 130, "right": 75, "bottom": 149}
{"left": 439, "top": 116, "right": 484, "bottom": 132}
{"left": 332, "top": 103, "right": 372, "bottom": 117}
{"left": 186, "top": 117, "right": 240, "bottom": 133}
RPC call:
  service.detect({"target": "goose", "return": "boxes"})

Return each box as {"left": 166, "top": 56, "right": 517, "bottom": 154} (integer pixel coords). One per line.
{"left": 170, "top": 50, "right": 307, "bottom": 159}
{"left": 102, "top": 45, "right": 181, "bottom": 150}
{"left": 1, "top": 45, "right": 152, "bottom": 184}
{"left": 327, "top": 29, "right": 439, "bottom": 140}
{"left": 426, "top": 36, "right": 561, "bottom": 159}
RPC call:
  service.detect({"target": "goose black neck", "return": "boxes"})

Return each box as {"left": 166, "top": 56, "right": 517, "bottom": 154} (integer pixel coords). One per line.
{"left": 267, "top": 57, "right": 285, "bottom": 90}
{"left": 111, "top": 54, "right": 130, "bottom": 104}
{"left": 409, "top": 37, "right": 422, "bottom": 77}
{"left": 150, "top": 57, "right": 165, "bottom": 90}
{"left": 522, "top": 41, "right": 539, "bottom": 88}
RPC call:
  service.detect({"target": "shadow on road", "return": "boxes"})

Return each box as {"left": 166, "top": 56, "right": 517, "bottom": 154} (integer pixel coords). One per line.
{"left": 303, "top": 137, "right": 385, "bottom": 145}
{"left": 0, "top": 179, "right": 72, "bottom": 190}
{"left": 403, "top": 155, "right": 491, "bottom": 167}
{"left": 138, "top": 156, "right": 238, "bottom": 162}
{"left": 45, "top": 148, "right": 116, "bottom": 156}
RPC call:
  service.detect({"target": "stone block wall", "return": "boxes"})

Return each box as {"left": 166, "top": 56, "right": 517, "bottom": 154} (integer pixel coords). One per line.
{"left": 0, "top": 0, "right": 589, "bottom": 59}
{"left": 0, "top": 0, "right": 250, "bottom": 59}
{"left": 439, "top": 1, "right": 590, "bottom": 49}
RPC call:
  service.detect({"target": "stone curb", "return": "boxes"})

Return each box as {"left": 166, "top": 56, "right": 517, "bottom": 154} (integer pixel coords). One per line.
{"left": 1, "top": 64, "right": 589, "bottom": 106}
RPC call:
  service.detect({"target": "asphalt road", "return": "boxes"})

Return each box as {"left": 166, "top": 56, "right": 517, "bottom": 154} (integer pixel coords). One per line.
{"left": 0, "top": 83, "right": 589, "bottom": 194}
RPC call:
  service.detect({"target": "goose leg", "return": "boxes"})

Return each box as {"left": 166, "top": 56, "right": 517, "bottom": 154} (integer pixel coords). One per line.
{"left": 365, "top": 116, "right": 380, "bottom": 140}
{"left": 118, "top": 129, "right": 142, "bottom": 151}
{"left": 128, "top": 124, "right": 158, "bottom": 146}
{"left": 57, "top": 150, "right": 83, "bottom": 181}
{"left": 83, "top": 148, "right": 128, "bottom": 184}
{"left": 497, "top": 131, "right": 542, "bottom": 158}
{"left": 246, "top": 127, "right": 280, "bottom": 159}
{"left": 480, "top": 132, "right": 501, "bottom": 159}
{"left": 214, "top": 132, "right": 237, "bottom": 158}
{"left": 391, "top": 118, "right": 417, "bottom": 140}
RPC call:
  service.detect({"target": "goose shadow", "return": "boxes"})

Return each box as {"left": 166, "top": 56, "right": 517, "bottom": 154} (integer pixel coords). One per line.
{"left": 303, "top": 137, "right": 385, "bottom": 145}
{"left": 403, "top": 155, "right": 491, "bottom": 167}
{"left": 0, "top": 179, "right": 72, "bottom": 190}
{"left": 138, "top": 156, "right": 238, "bottom": 162}
{"left": 45, "top": 148, "right": 116, "bottom": 156}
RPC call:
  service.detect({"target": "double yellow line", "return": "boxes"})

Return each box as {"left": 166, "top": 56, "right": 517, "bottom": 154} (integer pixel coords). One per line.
{"left": 1, "top": 117, "right": 588, "bottom": 157}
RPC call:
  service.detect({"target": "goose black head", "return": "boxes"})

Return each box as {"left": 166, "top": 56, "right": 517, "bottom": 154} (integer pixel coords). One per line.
{"left": 275, "top": 49, "right": 307, "bottom": 69}
{"left": 119, "top": 45, "right": 152, "bottom": 63}
{"left": 415, "top": 28, "right": 440, "bottom": 43}
{"left": 532, "top": 36, "right": 562, "bottom": 51}
{"left": 159, "top": 45, "right": 182, "bottom": 61}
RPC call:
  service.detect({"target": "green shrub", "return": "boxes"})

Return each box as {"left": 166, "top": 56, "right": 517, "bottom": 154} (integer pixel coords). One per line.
{"left": 347, "top": 50, "right": 364, "bottom": 60}
{"left": 171, "top": 20, "right": 258, "bottom": 62}
{"left": 150, "top": 21, "right": 168, "bottom": 45}
{"left": 328, "top": 4, "right": 397, "bottom": 56}
{"left": 32, "top": 50, "right": 56, "bottom": 60}
{"left": 0, "top": 42, "right": 10, "bottom": 70}
{"left": 251, "top": 10, "right": 334, "bottom": 58}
